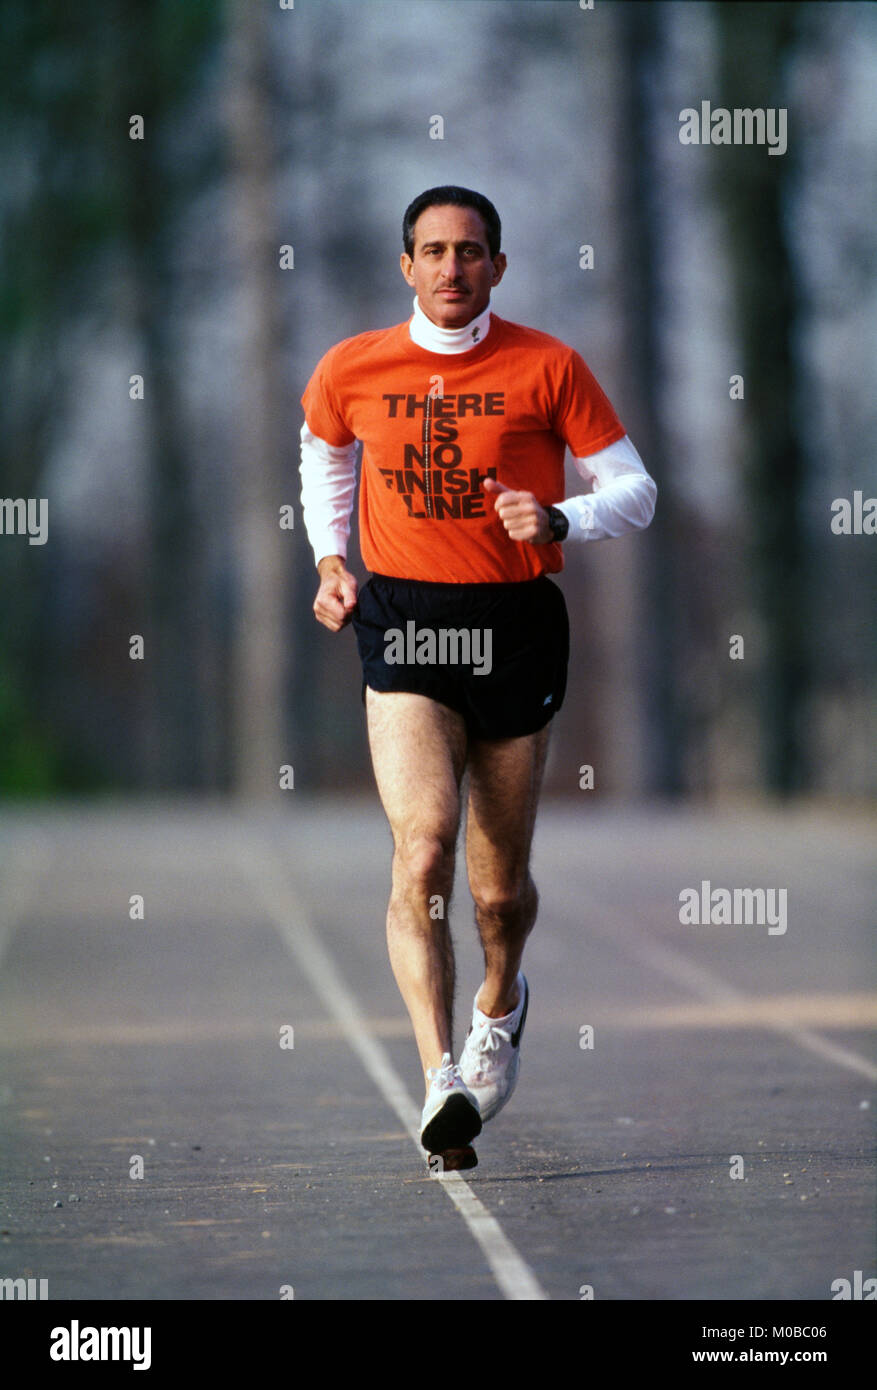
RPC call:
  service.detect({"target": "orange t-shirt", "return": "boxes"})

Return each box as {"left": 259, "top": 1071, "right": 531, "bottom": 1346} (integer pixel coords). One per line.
{"left": 301, "top": 314, "right": 625, "bottom": 583}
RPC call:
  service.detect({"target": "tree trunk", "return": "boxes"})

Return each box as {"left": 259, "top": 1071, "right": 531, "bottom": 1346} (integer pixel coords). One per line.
{"left": 225, "top": 0, "right": 290, "bottom": 799}
{"left": 715, "top": 1, "right": 808, "bottom": 794}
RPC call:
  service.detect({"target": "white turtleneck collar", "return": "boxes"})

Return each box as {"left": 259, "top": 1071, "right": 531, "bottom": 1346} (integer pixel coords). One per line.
{"left": 408, "top": 296, "right": 492, "bottom": 354}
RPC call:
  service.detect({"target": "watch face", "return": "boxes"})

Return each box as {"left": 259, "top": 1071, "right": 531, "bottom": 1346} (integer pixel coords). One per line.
{"left": 549, "top": 507, "right": 568, "bottom": 541}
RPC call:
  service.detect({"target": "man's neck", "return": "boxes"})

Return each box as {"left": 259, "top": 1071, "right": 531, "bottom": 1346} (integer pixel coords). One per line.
{"left": 408, "top": 296, "right": 492, "bottom": 354}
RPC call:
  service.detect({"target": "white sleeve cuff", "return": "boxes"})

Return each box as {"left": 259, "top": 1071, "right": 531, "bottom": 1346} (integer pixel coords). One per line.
{"left": 299, "top": 422, "right": 359, "bottom": 565}
{"left": 556, "top": 435, "right": 657, "bottom": 541}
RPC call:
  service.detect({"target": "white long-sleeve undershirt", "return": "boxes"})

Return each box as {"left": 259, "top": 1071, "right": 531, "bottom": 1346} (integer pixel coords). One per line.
{"left": 554, "top": 435, "right": 657, "bottom": 541}
{"left": 299, "top": 425, "right": 360, "bottom": 568}
{"left": 300, "top": 298, "right": 657, "bottom": 564}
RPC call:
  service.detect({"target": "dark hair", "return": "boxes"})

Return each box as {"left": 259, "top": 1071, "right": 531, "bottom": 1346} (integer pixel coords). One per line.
{"left": 402, "top": 186, "right": 501, "bottom": 259}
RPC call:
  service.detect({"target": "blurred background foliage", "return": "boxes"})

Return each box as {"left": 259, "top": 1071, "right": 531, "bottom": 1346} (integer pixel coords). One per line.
{"left": 0, "top": 0, "right": 874, "bottom": 800}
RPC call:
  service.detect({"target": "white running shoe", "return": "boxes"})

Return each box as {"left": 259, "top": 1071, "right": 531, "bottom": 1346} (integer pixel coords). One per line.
{"left": 420, "top": 1053, "right": 482, "bottom": 1152}
{"left": 459, "top": 974, "right": 529, "bottom": 1122}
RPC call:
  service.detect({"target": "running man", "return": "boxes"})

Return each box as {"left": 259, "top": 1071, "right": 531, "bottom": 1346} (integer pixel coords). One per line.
{"left": 300, "top": 186, "right": 656, "bottom": 1166}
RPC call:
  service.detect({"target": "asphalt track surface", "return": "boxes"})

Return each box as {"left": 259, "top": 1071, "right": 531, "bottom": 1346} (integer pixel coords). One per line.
{"left": 0, "top": 798, "right": 874, "bottom": 1303}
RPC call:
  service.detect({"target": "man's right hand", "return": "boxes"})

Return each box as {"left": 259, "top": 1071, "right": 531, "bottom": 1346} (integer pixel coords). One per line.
{"left": 313, "top": 555, "right": 358, "bottom": 631}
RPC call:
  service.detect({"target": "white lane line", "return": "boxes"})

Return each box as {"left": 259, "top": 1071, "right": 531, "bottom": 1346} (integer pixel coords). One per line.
{"left": 0, "top": 831, "right": 54, "bottom": 972}
{"left": 237, "top": 836, "right": 548, "bottom": 1302}
{"left": 560, "top": 886, "right": 877, "bottom": 1084}
{"left": 607, "top": 991, "right": 877, "bottom": 1031}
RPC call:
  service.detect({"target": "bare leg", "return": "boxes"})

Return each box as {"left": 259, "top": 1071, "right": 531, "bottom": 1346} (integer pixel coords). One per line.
{"left": 364, "top": 688, "right": 468, "bottom": 1090}
{"left": 465, "top": 724, "right": 551, "bottom": 1018}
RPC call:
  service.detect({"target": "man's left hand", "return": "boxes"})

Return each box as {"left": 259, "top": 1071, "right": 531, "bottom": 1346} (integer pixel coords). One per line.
{"left": 483, "top": 477, "right": 553, "bottom": 544}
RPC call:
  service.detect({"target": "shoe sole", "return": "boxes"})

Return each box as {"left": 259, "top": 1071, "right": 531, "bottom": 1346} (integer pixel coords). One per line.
{"left": 428, "top": 1146, "right": 478, "bottom": 1172}
{"left": 421, "top": 1093, "right": 482, "bottom": 1152}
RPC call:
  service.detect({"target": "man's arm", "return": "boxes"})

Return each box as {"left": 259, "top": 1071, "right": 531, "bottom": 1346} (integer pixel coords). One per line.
{"left": 300, "top": 422, "right": 360, "bottom": 629}
{"left": 485, "top": 434, "right": 657, "bottom": 544}
{"left": 556, "top": 435, "right": 657, "bottom": 540}
{"left": 300, "top": 422, "right": 359, "bottom": 564}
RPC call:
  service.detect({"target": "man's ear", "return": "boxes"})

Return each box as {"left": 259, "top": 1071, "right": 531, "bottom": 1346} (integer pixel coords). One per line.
{"left": 491, "top": 252, "right": 508, "bottom": 287}
{"left": 400, "top": 252, "right": 415, "bottom": 287}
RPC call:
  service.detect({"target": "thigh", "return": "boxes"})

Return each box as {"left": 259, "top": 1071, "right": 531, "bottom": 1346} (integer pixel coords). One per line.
{"left": 365, "top": 687, "right": 469, "bottom": 845}
{"left": 465, "top": 724, "right": 552, "bottom": 889}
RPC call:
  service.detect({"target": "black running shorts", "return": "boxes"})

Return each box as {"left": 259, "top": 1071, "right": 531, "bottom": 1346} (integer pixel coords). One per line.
{"left": 351, "top": 572, "right": 569, "bottom": 740}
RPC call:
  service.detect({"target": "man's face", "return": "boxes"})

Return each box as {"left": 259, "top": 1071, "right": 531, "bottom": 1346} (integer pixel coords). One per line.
{"left": 400, "top": 204, "right": 506, "bottom": 328}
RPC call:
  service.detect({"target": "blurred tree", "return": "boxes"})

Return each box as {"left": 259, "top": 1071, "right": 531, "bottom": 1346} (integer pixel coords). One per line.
{"left": 0, "top": 0, "right": 222, "bottom": 791}
{"left": 715, "top": 0, "right": 808, "bottom": 794}
{"left": 225, "top": 0, "right": 290, "bottom": 798}
{"left": 616, "top": 1, "right": 687, "bottom": 796}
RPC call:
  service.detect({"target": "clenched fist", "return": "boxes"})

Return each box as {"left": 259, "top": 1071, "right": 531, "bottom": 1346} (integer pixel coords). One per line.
{"left": 313, "top": 555, "right": 358, "bottom": 631}
{"left": 483, "top": 477, "right": 553, "bottom": 544}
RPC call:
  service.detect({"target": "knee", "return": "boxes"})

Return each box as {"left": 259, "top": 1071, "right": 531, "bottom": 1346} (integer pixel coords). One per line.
{"left": 394, "top": 830, "right": 455, "bottom": 894}
{"left": 470, "top": 874, "right": 536, "bottom": 923}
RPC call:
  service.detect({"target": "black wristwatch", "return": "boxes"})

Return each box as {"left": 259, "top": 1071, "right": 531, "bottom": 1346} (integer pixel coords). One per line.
{"left": 545, "top": 505, "right": 569, "bottom": 543}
